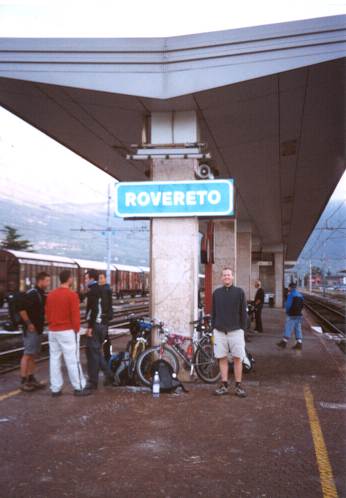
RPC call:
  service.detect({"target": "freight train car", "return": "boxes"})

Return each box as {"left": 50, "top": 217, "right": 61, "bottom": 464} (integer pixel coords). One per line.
{"left": 0, "top": 249, "right": 150, "bottom": 300}
{"left": 114, "top": 263, "right": 142, "bottom": 298}
{"left": 0, "top": 249, "right": 79, "bottom": 295}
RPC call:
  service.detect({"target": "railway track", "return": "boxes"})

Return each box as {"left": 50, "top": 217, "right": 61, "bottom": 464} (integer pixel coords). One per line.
{"left": 0, "top": 303, "right": 149, "bottom": 374}
{"left": 303, "top": 294, "right": 345, "bottom": 353}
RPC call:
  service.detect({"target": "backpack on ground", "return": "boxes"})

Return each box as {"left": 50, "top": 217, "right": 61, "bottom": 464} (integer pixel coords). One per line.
{"left": 242, "top": 350, "right": 255, "bottom": 373}
{"left": 150, "top": 359, "right": 188, "bottom": 393}
{"left": 109, "top": 351, "right": 132, "bottom": 386}
{"left": 228, "top": 348, "right": 255, "bottom": 374}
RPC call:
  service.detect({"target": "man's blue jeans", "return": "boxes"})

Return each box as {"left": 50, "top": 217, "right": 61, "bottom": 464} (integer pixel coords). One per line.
{"left": 284, "top": 316, "right": 303, "bottom": 341}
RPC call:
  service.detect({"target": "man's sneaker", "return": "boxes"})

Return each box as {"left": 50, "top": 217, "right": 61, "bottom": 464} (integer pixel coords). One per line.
{"left": 28, "top": 376, "right": 46, "bottom": 389}
{"left": 20, "top": 382, "right": 35, "bottom": 392}
{"left": 277, "top": 339, "right": 287, "bottom": 348}
{"left": 292, "top": 342, "right": 302, "bottom": 350}
{"left": 234, "top": 385, "right": 247, "bottom": 398}
{"left": 214, "top": 384, "right": 229, "bottom": 396}
{"left": 74, "top": 388, "right": 92, "bottom": 397}
{"left": 51, "top": 391, "right": 63, "bottom": 397}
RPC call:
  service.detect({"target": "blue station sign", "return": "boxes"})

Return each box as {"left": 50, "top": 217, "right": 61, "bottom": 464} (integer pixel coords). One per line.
{"left": 114, "top": 179, "right": 234, "bottom": 218}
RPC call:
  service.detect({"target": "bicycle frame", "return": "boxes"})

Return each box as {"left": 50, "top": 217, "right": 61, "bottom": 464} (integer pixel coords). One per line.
{"left": 158, "top": 328, "right": 214, "bottom": 377}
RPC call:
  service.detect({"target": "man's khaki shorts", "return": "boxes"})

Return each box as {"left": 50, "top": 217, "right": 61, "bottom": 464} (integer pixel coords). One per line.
{"left": 213, "top": 329, "right": 246, "bottom": 360}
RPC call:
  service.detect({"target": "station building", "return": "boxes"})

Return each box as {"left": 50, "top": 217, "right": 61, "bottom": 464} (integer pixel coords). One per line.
{"left": 0, "top": 14, "right": 345, "bottom": 337}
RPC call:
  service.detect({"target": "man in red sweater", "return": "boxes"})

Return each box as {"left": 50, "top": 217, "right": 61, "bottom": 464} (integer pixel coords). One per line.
{"left": 46, "top": 270, "right": 91, "bottom": 396}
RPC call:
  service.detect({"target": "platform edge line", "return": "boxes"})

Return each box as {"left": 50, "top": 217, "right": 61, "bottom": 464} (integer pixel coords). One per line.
{"left": 304, "top": 384, "right": 339, "bottom": 498}
{"left": 0, "top": 388, "right": 21, "bottom": 402}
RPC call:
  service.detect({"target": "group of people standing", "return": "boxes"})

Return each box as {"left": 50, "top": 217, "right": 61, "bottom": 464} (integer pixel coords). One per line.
{"left": 18, "top": 269, "right": 113, "bottom": 395}
{"left": 17, "top": 265, "right": 304, "bottom": 398}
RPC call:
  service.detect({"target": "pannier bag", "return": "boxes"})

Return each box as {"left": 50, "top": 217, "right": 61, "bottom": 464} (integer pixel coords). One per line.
{"left": 109, "top": 351, "right": 132, "bottom": 386}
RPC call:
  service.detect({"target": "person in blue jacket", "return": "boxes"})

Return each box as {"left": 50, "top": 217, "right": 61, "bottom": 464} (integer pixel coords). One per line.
{"left": 277, "top": 282, "right": 304, "bottom": 350}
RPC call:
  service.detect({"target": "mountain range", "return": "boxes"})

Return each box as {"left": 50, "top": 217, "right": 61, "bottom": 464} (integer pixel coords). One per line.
{"left": 0, "top": 197, "right": 149, "bottom": 266}
{"left": 0, "top": 196, "right": 345, "bottom": 273}
{"left": 295, "top": 199, "right": 346, "bottom": 274}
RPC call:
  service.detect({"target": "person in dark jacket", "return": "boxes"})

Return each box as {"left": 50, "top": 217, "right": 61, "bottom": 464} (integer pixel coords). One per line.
{"left": 99, "top": 272, "right": 113, "bottom": 362}
{"left": 18, "top": 272, "right": 50, "bottom": 391}
{"left": 85, "top": 270, "right": 113, "bottom": 389}
{"left": 277, "top": 282, "right": 304, "bottom": 350}
{"left": 212, "top": 267, "right": 248, "bottom": 398}
{"left": 254, "top": 280, "right": 264, "bottom": 332}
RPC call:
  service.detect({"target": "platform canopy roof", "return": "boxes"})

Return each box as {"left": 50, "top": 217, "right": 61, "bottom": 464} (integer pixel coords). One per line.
{"left": 0, "top": 15, "right": 345, "bottom": 259}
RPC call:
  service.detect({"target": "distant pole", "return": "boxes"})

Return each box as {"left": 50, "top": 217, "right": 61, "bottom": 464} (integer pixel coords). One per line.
{"left": 106, "top": 184, "right": 112, "bottom": 284}
{"left": 322, "top": 233, "right": 326, "bottom": 297}
{"left": 309, "top": 260, "right": 312, "bottom": 294}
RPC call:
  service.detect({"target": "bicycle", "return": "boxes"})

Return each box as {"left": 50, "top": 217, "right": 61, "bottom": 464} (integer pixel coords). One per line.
{"left": 136, "top": 317, "right": 220, "bottom": 387}
{"left": 109, "top": 315, "right": 153, "bottom": 384}
{"left": 126, "top": 315, "right": 153, "bottom": 380}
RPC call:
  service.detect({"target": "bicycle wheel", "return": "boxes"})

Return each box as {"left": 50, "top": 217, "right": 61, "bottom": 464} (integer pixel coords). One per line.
{"left": 194, "top": 337, "right": 220, "bottom": 383}
{"left": 136, "top": 346, "right": 180, "bottom": 387}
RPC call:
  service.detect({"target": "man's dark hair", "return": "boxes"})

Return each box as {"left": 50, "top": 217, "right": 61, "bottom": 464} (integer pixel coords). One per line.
{"left": 36, "top": 271, "right": 50, "bottom": 283}
{"left": 86, "top": 269, "right": 99, "bottom": 281}
{"left": 99, "top": 272, "right": 106, "bottom": 278}
{"left": 288, "top": 282, "right": 297, "bottom": 289}
{"left": 60, "top": 270, "right": 72, "bottom": 284}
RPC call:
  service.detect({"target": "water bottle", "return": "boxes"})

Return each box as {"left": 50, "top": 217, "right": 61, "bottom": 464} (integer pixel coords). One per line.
{"left": 152, "top": 371, "right": 160, "bottom": 398}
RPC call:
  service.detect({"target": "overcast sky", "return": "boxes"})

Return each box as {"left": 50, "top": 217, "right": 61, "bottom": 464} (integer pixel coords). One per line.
{"left": 0, "top": 0, "right": 345, "bottom": 37}
{"left": 0, "top": 0, "right": 345, "bottom": 206}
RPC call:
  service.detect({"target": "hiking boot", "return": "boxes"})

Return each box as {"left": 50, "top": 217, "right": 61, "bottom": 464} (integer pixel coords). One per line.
{"left": 214, "top": 384, "right": 229, "bottom": 396}
{"left": 292, "top": 342, "right": 302, "bottom": 350}
{"left": 277, "top": 339, "right": 287, "bottom": 348}
{"left": 234, "top": 385, "right": 247, "bottom": 398}
{"left": 74, "top": 388, "right": 92, "bottom": 397}
{"left": 20, "top": 382, "right": 35, "bottom": 392}
{"left": 28, "top": 376, "right": 46, "bottom": 389}
{"left": 51, "top": 391, "right": 63, "bottom": 397}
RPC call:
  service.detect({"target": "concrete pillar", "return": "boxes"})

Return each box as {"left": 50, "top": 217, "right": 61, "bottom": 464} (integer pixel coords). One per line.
{"left": 236, "top": 222, "right": 252, "bottom": 300}
{"left": 150, "top": 158, "right": 199, "bottom": 340}
{"left": 274, "top": 252, "right": 284, "bottom": 308}
{"left": 212, "top": 219, "right": 237, "bottom": 291}
{"left": 250, "top": 262, "right": 260, "bottom": 300}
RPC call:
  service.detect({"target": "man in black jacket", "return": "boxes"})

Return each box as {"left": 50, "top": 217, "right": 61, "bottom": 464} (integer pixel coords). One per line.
{"left": 254, "top": 280, "right": 264, "bottom": 332}
{"left": 99, "top": 272, "right": 113, "bottom": 362}
{"left": 18, "top": 272, "right": 50, "bottom": 391}
{"left": 85, "top": 270, "right": 113, "bottom": 389}
{"left": 212, "top": 267, "right": 248, "bottom": 397}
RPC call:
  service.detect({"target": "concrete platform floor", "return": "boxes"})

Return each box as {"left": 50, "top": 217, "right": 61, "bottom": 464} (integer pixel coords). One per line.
{"left": 0, "top": 308, "right": 345, "bottom": 498}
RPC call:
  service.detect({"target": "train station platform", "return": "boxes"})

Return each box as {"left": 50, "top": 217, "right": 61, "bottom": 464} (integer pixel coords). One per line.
{"left": 0, "top": 308, "right": 345, "bottom": 498}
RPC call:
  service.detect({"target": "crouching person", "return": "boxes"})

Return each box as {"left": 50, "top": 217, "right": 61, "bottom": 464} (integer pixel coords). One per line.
{"left": 46, "top": 270, "right": 91, "bottom": 397}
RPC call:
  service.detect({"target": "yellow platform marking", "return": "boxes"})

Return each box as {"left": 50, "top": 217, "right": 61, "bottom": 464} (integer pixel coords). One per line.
{"left": 0, "top": 389, "right": 21, "bottom": 402}
{"left": 304, "top": 385, "right": 339, "bottom": 498}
